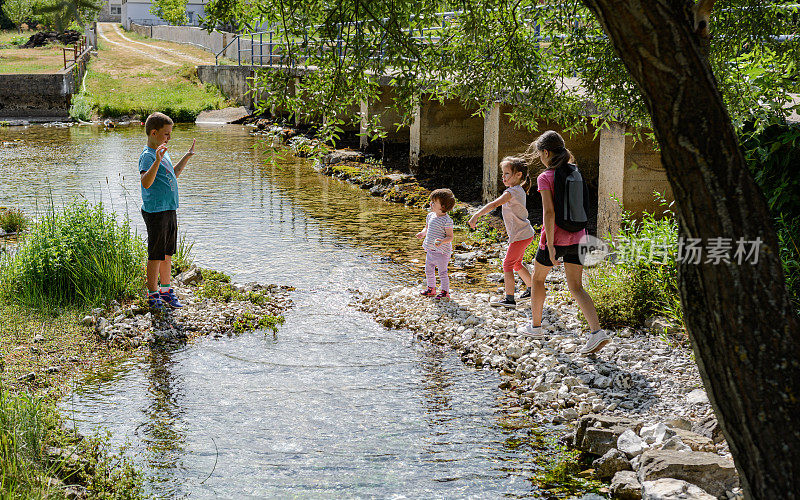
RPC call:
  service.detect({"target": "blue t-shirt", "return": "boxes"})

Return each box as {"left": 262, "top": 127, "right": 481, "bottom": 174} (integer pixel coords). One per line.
{"left": 139, "top": 146, "right": 179, "bottom": 213}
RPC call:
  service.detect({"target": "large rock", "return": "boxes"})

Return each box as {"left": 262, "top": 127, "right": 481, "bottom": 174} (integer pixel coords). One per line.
{"left": 673, "top": 429, "right": 715, "bottom": 452}
{"left": 573, "top": 414, "right": 643, "bottom": 456}
{"left": 176, "top": 267, "right": 202, "bottom": 286}
{"left": 195, "top": 106, "right": 251, "bottom": 124}
{"left": 618, "top": 429, "right": 648, "bottom": 458}
{"left": 691, "top": 416, "right": 724, "bottom": 444}
{"left": 323, "top": 149, "right": 363, "bottom": 165}
{"left": 593, "top": 448, "right": 632, "bottom": 480}
{"left": 638, "top": 450, "right": 738, "bottom": 498}
{"left": 611, "top": 471, "right": 642, "bottom": 500}
{"left": 641, "top": 478, "right": 716, "bottom": 500}
{"left": 640, "top": 422, "right": 676, "bottom": 445}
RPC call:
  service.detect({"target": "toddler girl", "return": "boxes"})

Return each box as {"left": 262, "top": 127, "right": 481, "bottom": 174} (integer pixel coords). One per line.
{"left": 468, "top": 157, "right": 535, "bottom": 308}
{"left": 416, "top": 189, "right": 456, "bottom": 299}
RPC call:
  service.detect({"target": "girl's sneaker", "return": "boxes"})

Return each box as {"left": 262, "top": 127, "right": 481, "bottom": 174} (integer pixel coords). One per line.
{"left": 435, "top": 290, "right": 450, "bottom": 300}
{"left": 581, "top": 330, "right": 611, "bottom": 355}
{"left": 517, "top": 323, "right": 545, "bottom": 339}
{"left": 519, "top": 287, "right": 532, "bottom": 299}
{"left": 490, "top": 297, "right": 517, "bottom": 309}
{"left": 420, "top": 287, "right": 436, "bottom": 297}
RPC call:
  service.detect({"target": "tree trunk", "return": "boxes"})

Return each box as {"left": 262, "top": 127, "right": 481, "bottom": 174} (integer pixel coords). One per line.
{"left": 578, "top": 0, "right": 800, "bottom": 497}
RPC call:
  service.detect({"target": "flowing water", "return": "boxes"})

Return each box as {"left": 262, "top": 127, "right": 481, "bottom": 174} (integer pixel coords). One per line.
{"left": 1, "top": 124, "right": 564, "bottom": 498}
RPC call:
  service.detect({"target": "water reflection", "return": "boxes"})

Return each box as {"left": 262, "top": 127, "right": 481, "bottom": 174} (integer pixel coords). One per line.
{"left": 138, "top": 347, "right": 187, "bottom": 489}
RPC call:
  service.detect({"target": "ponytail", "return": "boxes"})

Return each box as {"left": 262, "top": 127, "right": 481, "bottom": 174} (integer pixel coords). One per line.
{"left": 529, "top": 130, "right": 576, "bottom": 171}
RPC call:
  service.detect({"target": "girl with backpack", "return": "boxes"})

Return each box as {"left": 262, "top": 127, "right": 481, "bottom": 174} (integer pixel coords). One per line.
{"left": 519, "top": 130, "right": 610, "bottom": 354}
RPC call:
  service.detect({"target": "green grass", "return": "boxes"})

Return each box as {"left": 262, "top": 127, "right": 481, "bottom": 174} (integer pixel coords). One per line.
{"left": 0, "top": 207, "right": 29, "bottom": 233}
{"left": 0, "top": 387, "right": 144, "bottom": 499}
{"left": 0, "top": 201, "right": 146, "bottom": 309}
{"left": 171, "top": 231, "right": 195, "bottom": 276}
{"left": 84, "top": 68, "right": 228, "bottom": 122}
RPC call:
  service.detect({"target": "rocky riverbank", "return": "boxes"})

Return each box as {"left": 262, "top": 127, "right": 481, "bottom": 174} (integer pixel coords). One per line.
{"left": 356, "top": 267, "right": 743, "bottom": 499}
{"left": 84, "top": 267, "right": 293, "bottom": 349}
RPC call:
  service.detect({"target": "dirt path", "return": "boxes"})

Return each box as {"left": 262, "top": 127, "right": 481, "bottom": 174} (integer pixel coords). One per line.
{"left": 97, "top": 22, "right": 213, "bottom": 66}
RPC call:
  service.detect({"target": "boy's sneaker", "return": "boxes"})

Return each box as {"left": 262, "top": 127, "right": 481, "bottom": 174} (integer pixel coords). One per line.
{"left": 147, "top": 292, "right": 164, "bottom": 310}
{"left": 159, "top": 289, "right": 184, "bottom": 308}
{"left": 517, "top": 323, "right": 545, "bottom": 339}
{"left": 519, "top": 288, "right": 532, "bottom": 299}
{"left": 435, "top": 290, "right": 450, "bottom": 300}
{"left": 490, "top": 297, "right": 517, "bottom": 309}
{"left": 420, "top": 287, "right": 436, "bottom": 297}
{"left": 581, "top": 330, "right": 611, "bottom": 355}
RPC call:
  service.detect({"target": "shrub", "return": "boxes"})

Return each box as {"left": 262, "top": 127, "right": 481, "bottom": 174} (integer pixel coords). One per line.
{"left": 0, "top": 207, "right": 28, "bottom": 233}
{"left": 0, "top": 201, "right": 146, "bottom": 308}
{"left": 588, "top": 194, "right": 682, "bottom": 329}
{"left": 69, "top": 93, "right": 93, "bottom": 122}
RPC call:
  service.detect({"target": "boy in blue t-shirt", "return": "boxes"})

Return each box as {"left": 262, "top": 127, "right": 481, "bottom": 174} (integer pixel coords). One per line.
{"left": 140, "top": 112, "right": 195, "bottom": 309}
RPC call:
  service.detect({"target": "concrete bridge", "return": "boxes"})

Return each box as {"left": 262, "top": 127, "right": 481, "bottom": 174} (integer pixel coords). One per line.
{"left": 129, "top": 22, "right": 673, "bottom": 236}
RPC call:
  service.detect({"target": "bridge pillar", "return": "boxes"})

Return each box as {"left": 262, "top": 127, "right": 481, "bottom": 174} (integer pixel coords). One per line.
{"left": 409, "top": 103, "right": 421, "bottom": 174}
{"left": 482, "top": 102, "right": 501, "bottom": 202}
{"left": 359, "top": 100, "right": 369, "bottom": 149}
{"left": 597, "top": 123, "right": 626, "bottom": 238}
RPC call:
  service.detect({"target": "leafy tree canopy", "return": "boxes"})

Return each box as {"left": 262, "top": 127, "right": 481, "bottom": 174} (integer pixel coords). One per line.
{"left": 202, "top": 0, "right": 799, "bottom": 138}
{"left": 150, "top": 0, "right": 188, "bottom": 26}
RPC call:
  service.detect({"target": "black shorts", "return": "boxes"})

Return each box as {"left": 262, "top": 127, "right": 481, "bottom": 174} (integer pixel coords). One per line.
{"left": 535, "top": 244, "right": 582, "bottom": 266}
{"left": 141, "top": 209, "right": 177, "bottom": 261}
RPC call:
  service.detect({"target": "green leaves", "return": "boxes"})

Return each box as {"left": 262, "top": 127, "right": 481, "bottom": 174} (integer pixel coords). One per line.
{"left": 150, "top": 0, "right": 188, "bottom": 26}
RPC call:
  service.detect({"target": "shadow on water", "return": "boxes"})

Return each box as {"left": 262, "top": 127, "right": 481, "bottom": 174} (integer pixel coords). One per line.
{"left": 2, "top": 124, "right": 581, "bottom": 498}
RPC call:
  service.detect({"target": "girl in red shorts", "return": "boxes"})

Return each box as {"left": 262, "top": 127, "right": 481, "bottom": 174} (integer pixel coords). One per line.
{"left": 468, "top": 157, "right": 536, "bottom": 309}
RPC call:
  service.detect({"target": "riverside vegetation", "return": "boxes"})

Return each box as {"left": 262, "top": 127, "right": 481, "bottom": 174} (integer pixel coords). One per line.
{"left": 0, "top": 200, "right": 291, "bottom": 497}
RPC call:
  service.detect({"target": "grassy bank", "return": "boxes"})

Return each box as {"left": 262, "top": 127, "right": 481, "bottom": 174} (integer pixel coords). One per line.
{"left": 0, "top": 30, "right": 68, "bottom": 74}
{"left": 74, "top": 24, "right": 228, "bottom": 122}
{"left": 0, "top": 201, "right": 149, "bottom": 498}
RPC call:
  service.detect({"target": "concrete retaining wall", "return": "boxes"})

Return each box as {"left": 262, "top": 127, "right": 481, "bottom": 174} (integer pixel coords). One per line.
{"left": 0, "top": 73, "right": 77, "bottom": 119}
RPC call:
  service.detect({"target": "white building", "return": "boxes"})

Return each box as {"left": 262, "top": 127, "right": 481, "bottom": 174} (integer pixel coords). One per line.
{"left": 98, "top": 0, "right": 122, "bottom": 22}
{"left": 122, "top": 0, "right": 207, "bottom": 29}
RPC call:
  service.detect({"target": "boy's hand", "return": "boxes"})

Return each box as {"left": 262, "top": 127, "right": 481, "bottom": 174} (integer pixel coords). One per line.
{"left": 434, "top": 238, "right": 443, "bottom": 247}
{"left": 187, "top": 138, "right": 196, "bottom": 156}
{"left": 415, "top": 231, "right": 425, "bottom": 239}
{"left": 155, "top": 142, "right": 168, "bottom": 160}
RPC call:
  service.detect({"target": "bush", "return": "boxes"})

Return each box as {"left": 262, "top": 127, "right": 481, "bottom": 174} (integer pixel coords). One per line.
{"left": 0, "top": 201, "right": 146, "bottom": 308}
{"left": 68, "top": 93, "right": 92, "bottom": 122}
{"left": 0, "top": 207, "right": 28, "bottom": 233}
{"left": 588, "top": 195, "right": 682, "bottom": 329}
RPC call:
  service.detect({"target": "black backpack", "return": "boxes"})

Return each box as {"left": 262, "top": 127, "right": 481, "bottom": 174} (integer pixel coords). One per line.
{"left": 553, "top": 163, "right": 589, "bottom": 232}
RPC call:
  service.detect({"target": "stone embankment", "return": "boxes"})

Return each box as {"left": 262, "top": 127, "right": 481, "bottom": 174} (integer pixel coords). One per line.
{"left": 82, "top": 267, "right": 293, "bottom": 348}
{"left": 357, "top": 269, "right": 743, "bottom": 500}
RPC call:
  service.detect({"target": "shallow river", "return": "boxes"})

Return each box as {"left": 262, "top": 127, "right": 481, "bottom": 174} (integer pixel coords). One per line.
{"left": 1, "top": 124, "right": 564, "bottom": 498}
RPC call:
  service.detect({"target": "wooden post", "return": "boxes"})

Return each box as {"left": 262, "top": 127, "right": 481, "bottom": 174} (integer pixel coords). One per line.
{"left": 482, "top": 101, "right": 501, "bottom": 202}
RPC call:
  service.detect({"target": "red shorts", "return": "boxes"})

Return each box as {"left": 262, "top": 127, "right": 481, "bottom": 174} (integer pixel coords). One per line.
{"left": 503, "top": 237, "right": 534, "bottom": 272}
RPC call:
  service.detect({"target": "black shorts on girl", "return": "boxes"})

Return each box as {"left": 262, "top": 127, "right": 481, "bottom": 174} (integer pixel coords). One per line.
{"left": 141, "top": 209, "right": 177, "bottom": 261}
{"left": 535, "top": 244, "right": 582, "bottom": 266}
